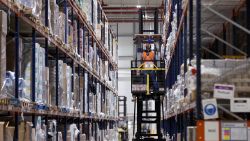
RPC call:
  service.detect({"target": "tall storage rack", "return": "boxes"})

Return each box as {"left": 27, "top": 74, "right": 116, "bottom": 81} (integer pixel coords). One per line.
{"left": 0, "top": 0, "right": 118, "bottom": 141}
{"left": 162, "top": 0, "right": 250, "bottom": 140}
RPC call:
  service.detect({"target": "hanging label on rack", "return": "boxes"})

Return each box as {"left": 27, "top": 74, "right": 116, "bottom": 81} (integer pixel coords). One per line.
{"left": 214, "top": 84, "right": 235, "bottom": 99}
{"left": 202, "top": 99, "right": 218, "bottom": 120}
{"left": 230, "top": 98, "right": 250, "bottom": 113}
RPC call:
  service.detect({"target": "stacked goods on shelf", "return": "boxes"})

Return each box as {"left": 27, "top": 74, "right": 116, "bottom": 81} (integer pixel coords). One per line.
{"left": 0, "top": 0, "right": 118, "bottom": 140}
{"left": 34, "top": 44, "right": 47, "bottom": 103}
{"left": 96, "top": 23, "right": 103, "bottom": 41}
{"left": 79, "top": 28, "right": 84, "bottom": 58}
{"left": 104, "top": 61, "right": 109, "bottom": 81}
{"left": 78, "top": 0, "right": 98, "bottom": 30}
{"left": 106, "top": 90, "right": 117, "bottom": 117}
{"left": 58, "top": 12, "right": 66, "bottom": 43}
{"left": 164, "top": 4, "right": 178, "bottom": 67}
{"left": 3, "top": 36, "right": 48, "bottom": 104}
{"left": 103, "top": 127, "right": 118, "bottom": 141}
{"left": 104, "top": 22, "right": 109, "bottom": 49}
{"left": 0, "top": 10, "right": 6, "bottom": 93}
{"left": 13, "top": 0, "right": 43, "bottom": 18}
{"left": 84, "top": 72, "right": 89, "bottom": 113}
{"left": 49, "top": 0, "right": 60, "bottom": 36}
{"left": 165, "top": 59, "right": 250, "bottom": 116}
{"left": 48, "top": 60, "right": 74, "bottom": 109}
{"left": 96, "top": 83, "right": 101, "bottom": 115}
{"left": 112, "top": 38, "right": 118, "bottom": 64}
{"left": 189, "top": 59, "right": 250, "bottom": 98}
{"left": 0, "top": 119, "right": 88, "bottom": 141}
{"left": 73, "top": 73, "right": 80, "bottom": 110}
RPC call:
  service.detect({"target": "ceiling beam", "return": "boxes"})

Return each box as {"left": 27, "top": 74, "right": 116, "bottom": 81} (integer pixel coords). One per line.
{"left": 109, "top": 19, "right": 163, "bottom": 23}
{"left": 105, "top": 11, "right": 156, "bottom": 14}
{"left": 103, "top": 7, "right": 163, "bottom": 11}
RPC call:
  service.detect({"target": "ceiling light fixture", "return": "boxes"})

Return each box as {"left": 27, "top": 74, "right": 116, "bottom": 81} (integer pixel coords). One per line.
{"left": 137, "top": 0, "right": 141, "bottom": 8}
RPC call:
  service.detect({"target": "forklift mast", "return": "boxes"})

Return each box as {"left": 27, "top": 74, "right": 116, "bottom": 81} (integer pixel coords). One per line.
{"left": 131, "top": 8, "right": 166, "bottom": 141}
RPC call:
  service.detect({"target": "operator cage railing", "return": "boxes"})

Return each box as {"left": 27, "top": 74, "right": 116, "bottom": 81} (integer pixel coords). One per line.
{"left": 131, "top": 60, "right": 166, "bottom": 95}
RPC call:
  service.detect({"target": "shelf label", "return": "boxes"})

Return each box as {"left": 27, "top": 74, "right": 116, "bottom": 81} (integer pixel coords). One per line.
{"left": 230, "top": 98, "right": 250, "bottom": 113}
{"left": 214, "top": 84, "right": 235, "bottom": 99}
{"left": 205, "top": 121, "right": 220, "bottom": 141}
{"left": 202, "top": 99, "right": 218, "bottom": 119}
{"left": 221, "top": 122, "right": 248, "bottom": 141}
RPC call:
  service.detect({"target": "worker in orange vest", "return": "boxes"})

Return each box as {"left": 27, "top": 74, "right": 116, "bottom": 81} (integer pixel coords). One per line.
{"left": 142, "top": 44, "right": 155, "bottom": 61}
{"left": 141, "top": 44, "right": 158, "bottom": 92}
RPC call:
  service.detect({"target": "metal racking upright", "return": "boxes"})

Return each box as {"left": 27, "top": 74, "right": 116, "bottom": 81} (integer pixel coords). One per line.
{"left": 162, "top": 0, "right": 250, "bottom": 140}
{"left": 0, "top": 0, "right": 119, "bottom": 140}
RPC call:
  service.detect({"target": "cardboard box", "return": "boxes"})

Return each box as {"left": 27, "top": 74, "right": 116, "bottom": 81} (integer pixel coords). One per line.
{"left": 66, "top": 66, "right": 72, "bottom": 108}
{"left": 80, "top": 76, "right": 84, "bottom": 114}
{"left": 0, "top": 35, "right": 6, "bottom": 91}
{"left": 0, "top": 10, "right": 7, "bottom": 34}
{"left": 5, "top": 126, "right": 14, "bottom": 141}
{"left": 0, "top": 122, "right": 4, "bottom": 141}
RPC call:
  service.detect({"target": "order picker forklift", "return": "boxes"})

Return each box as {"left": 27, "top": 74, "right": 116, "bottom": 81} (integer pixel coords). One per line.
{"left": 131, "top": 8, "right": 166, "bottom": 141}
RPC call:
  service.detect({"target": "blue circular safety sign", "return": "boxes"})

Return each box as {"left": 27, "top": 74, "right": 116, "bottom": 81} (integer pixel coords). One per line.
{"left": 204, "top": 104, "right": 216, "bottom": 116}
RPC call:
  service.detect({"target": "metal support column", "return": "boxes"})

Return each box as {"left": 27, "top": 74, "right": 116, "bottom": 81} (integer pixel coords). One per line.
{"left": 189, "top": 0, "right": 193, "bottom": 63}
{"left": 64, "top": 0, "right": 68, "bottom": 44}
{"left": 154, "top": 8, "right": 159, "bottom": 34}
{"left": 196, "top": 0, "right": 202, "bottom": 120}
{"left": 139, "top": 9, "right": 143, "bottom": 34}
{"left": 14, "top": 14, "right": 19, "bottom": 141}
{"left": 184, "top": 14, "right": 187, "bottom": 75}
{"left": 45, "top": 0, "right": 49, "bottom": 66}
{"left": 32, "top": 28, "right": 36, "bottom": 127}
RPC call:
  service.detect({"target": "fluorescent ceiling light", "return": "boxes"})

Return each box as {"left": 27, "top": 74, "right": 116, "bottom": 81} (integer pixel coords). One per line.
{"left": 136, "top": 5, "right": 141, "bottom": 8}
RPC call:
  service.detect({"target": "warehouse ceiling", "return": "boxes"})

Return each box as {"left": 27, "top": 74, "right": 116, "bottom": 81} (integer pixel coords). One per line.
{"left": 102, "top": 0, "right": 163, "bottom": 7}
{"left": 102, "top": 0, "right": 163, "bottom": 22}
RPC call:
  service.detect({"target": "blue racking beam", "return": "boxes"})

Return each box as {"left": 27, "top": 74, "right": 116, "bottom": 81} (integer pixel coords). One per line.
{"left": 32, "top": 28, "right": 36, "bottom": 128}
{"left": 14, "top": 14, "right": 19, "bottom": 141}
{"left": 64, "top": 0, "right": 68, "bottom": 44}
{"left": 179, "top": 0, "right": 183, "bottom": 69}
{"left": 64, "top": 117, "right": 67, "bottom": 141}
{"left": 83, "top": 25, "right": 86, "bottom": 58}
{"left": 56, "top": 47, "right": 59, "bottom": 107}
{"left": 177, "top": 0, "right": 180, "bottom": 75}
{"left": 189, "top": 0, "right": 193, "bottom": 63}
{"left": 184, "top": 13, "right": 187, "bottom": 74}
{"left": 196, "top": 0, "right": 202, "bottom": 120}
{"left": 183, "top": 13, "right": 188, "bottom": 141}
{"left": 45, "top": 0, "right": 49, "bottom": 66}
{"left": 83, "top": 69, "right": 85, "bottom": 114}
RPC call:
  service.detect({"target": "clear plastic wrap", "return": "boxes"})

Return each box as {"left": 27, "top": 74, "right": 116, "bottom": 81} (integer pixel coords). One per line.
{"left": 58, "top": 12, "right": 66, "bottom": 43}
{"left": 0, "top": 10, "right": 7, "bottom": 95}
{"left": 48, "top": 120, "right": 57, "bottom": 141}
{"left": 36, "top": 117, "right": 46, "bottom": 141}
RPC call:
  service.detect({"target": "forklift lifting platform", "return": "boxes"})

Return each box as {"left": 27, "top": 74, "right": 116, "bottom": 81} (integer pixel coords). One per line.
{"left": 131, "top": 8, "right": 166, "bottom": 141}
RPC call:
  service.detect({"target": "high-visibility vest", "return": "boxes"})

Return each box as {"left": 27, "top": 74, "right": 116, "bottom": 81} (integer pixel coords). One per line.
{"left": 142, "top": 51, "right": 155, "bottom": 61}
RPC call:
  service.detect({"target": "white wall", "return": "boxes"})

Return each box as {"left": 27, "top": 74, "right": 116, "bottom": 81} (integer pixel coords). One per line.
{"left": 113, "top": 23, "right": 135, "bottom": 115}
{"left": 110, "top": 21, "right": 163, "bottom": 116}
